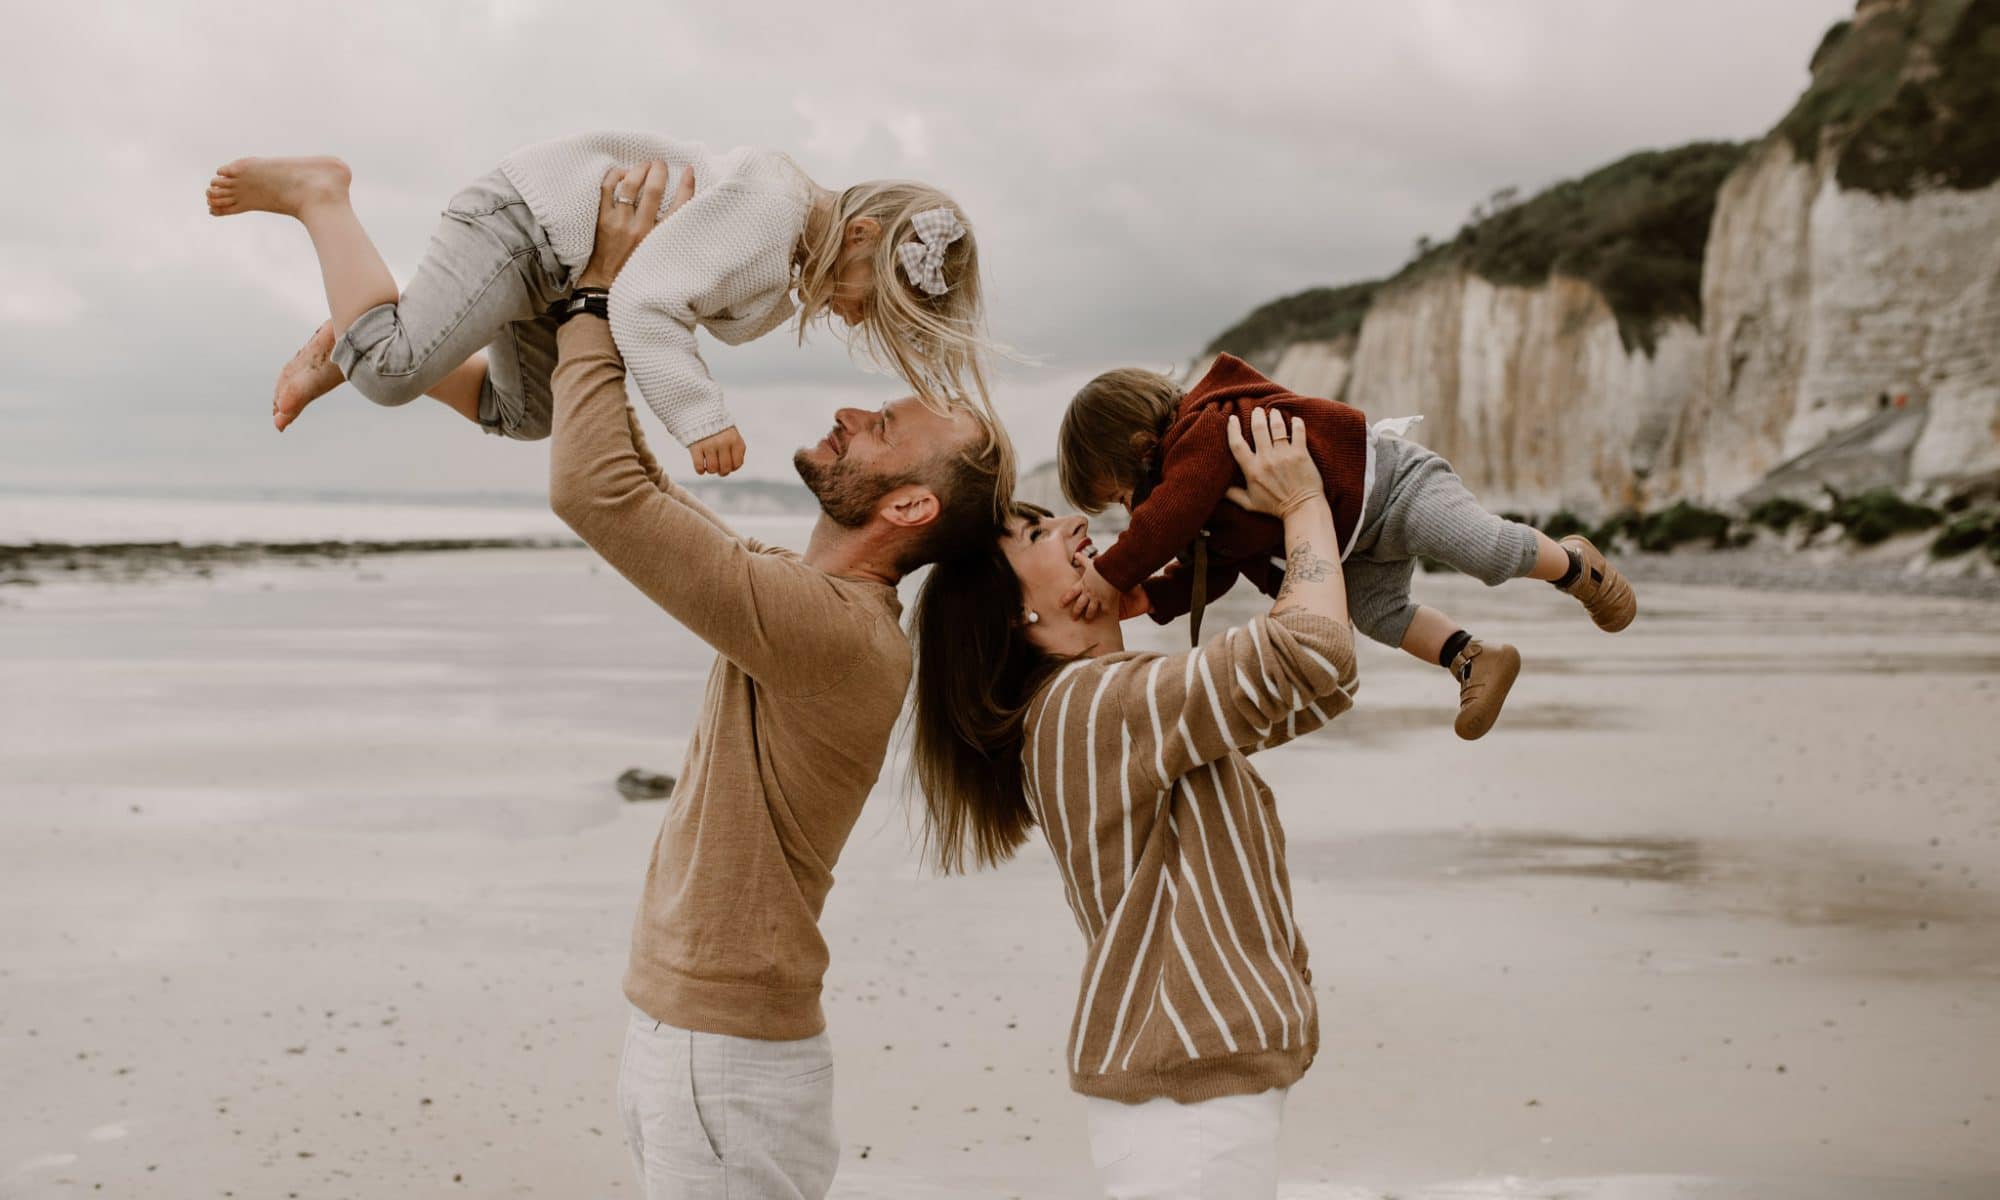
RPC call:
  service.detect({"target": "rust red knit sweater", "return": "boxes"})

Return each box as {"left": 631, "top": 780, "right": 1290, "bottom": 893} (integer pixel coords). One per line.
{"left": 1090, "top": 354, "right": 1370, "bottom": 621}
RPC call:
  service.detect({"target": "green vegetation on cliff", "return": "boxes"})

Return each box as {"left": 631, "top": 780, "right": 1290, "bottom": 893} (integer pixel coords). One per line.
{"left": 1780, "top": 0, "right": 2000, "bottom": 196}
{"left": 1209, "top": 142, "right": 1746, "bottom": 361}
{"left": 1204, "top": 0, "right": 1999, "bottom": 367}
{"left": 1203, "top": 280, "right": 1379, "bottom": 364}
{"left": 1405, "top": 142, "right": 1749, "bottom": 354}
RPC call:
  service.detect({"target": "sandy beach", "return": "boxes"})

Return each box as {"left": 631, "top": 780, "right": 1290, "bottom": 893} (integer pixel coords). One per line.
{"left": 3, "top": 545, "right": 1997, "bottom": 1199}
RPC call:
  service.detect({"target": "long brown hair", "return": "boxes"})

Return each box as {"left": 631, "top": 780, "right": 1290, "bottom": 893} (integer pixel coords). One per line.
{"left": 908, "top": 502, "right": 1067, "bottom": 874}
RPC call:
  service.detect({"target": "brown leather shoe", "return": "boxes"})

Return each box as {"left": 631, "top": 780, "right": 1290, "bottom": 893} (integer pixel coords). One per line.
{"left": 1451, "top": 639, "right": 1520, "bottom": 741}
{"left": 1558, "top": 535, "right": 1637, "bottom": 632}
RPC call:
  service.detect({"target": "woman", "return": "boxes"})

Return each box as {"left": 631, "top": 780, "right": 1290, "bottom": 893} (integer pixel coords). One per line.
{"left": 909, "top": 408, "right": 1358, "bottom": 1198}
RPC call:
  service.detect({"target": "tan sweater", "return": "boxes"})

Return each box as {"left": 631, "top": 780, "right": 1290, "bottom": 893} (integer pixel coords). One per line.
{"left": 548, "top": 318, "right": 909, "bottom": 1040}
{"left": 1021, "top": 611, "right": 1358, "bottom": 1103}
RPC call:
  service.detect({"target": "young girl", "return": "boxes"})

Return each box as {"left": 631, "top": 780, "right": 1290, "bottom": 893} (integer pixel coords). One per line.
{"left": 1056, "top": 353, "right": 1637, "bottom": 739}
{"left": 205, "top": 132, "right": 990, "bottom": 476}
{"left": 910, "top": 409, "right": 1356, "bottom": 1198}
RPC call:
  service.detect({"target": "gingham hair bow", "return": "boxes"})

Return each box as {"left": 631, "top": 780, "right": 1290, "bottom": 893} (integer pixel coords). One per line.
{"left": 896, "top": 207, "right": 965, "bottom": 297}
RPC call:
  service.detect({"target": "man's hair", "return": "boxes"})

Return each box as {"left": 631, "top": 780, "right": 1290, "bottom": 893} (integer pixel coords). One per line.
{"left": 894, "top": 407, "right": 1013, "bottom": 574}
{"left": 791, "top": 406, "right": 1014, "bottom": 576}
{"left": 1056, "top": 368, "right": 1182, "bottom": 514}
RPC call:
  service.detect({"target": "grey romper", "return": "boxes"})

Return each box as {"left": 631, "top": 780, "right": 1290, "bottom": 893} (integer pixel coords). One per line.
{"left": 1340, "top": 431, "right": 1542, "bottom": 648}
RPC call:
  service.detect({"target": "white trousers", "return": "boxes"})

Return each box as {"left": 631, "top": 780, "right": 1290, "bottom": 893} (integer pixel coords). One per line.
{"left": 1083, "top": 1087, "right": 1288, "bottom": 1199}
{"left": 617, "top": 1006, "right": 839, "bottom": 1200}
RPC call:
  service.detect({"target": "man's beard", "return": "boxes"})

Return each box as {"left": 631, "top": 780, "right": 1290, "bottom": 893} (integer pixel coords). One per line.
{"left": 793, "top": 449, "right": 920, "bottom": 529}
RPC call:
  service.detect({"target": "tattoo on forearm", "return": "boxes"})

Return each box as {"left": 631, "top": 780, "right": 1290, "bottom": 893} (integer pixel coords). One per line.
{"left": 1276, "top": 541, "right": 1335, "bottom": 600}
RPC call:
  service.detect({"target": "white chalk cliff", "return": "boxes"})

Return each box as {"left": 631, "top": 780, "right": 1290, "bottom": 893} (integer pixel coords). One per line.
{"left": 1241, "top": 140, "right": 1998, "bottom": 516}
{"left": 1214, "top": 0, "right": 2000, "bottom": 516}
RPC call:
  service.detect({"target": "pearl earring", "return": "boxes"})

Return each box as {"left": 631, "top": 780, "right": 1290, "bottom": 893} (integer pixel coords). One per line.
{"left": 1025, "top": 611, "right": 1040, "bottom": 624}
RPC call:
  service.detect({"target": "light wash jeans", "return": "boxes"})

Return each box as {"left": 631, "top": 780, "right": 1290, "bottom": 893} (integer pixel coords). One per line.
{"left": 329, "top": 170, "right": 570, "bottom": 440}
{"left": 1084, "top": 1087, "right": 1288, "bottom": 1199}
{"left": 617, "top": 1005, "right": 839, "bottom": 1200}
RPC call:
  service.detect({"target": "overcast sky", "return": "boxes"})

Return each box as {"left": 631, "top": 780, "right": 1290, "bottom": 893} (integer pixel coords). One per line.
{"left": 0, "top": 0, "right": 1852, "bottom": 497}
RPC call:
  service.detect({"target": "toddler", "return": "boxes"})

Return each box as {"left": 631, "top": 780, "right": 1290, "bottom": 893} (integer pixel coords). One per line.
{"left": 1058, "top": 354, "right": 1637, "bottom": 739}
{"left": 206, "top": 132, "right": 990, "bottom": 475}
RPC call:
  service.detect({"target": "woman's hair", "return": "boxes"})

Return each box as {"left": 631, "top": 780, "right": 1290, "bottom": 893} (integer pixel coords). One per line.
{"left": 1056, "top": 368, "right": 1183, "bottom": 514}
{"left": 908, "top": 501, "right": 1067, "bottom": 874}
{"left": 795, "top": 179, "right": 997, "bottom": 426}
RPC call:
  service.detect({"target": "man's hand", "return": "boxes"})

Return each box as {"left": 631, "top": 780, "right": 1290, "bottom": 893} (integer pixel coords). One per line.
{"left": 1059, "top": 560, "right": 1124, "bottom": 622}
{"left": 690, "top": 427, "right": 747, "bottom": 477}
{"left": 576, "top": 160, "right": 696, "bottom": 290}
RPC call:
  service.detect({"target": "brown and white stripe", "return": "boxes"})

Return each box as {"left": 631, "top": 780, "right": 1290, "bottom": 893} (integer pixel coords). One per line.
{"left": 1021, "top": 610, "right": 1358, "bottom": 1104}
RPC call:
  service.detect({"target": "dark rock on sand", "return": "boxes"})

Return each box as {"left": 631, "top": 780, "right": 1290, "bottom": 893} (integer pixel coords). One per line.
{"left": 616, "top": 769, "right": 675, "bottom": 802}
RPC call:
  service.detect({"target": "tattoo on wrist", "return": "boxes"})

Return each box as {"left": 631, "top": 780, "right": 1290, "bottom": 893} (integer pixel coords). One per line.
{"left": 1284, "top": 541, "right": 1334, "bottom": 583}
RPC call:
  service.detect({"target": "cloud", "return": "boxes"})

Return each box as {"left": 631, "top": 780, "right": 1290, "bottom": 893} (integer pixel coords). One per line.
{"left": 885, "top": 112, "right": 931, "bottom": 162}
{"left": 0, "top": 0, "right": 1856, "bottom": 491}
{"left": 0, "top": 261, "right": 86, "bottom": 328}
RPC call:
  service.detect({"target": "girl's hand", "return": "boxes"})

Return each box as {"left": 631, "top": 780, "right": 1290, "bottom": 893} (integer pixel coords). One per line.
{"left": 577, "top": 161, "right": 696, "bottom": 289}
{"left": 1223, "top": 408, "right": 1323, "bottom": 518}
{"left": 689, "top": 427, "right": 747, "bottom": 477}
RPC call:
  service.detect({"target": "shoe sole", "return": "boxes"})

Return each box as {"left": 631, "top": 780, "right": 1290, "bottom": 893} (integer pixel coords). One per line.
{"left": 1455, "top": 643, "right": 1522, "bottom": 741}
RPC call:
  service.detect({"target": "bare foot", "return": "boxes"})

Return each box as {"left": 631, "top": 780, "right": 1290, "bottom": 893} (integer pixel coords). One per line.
{"left": 272, "top": 322, "right": 342, "bottom": 432}
{"left": 206, "top": 156, "right": 352, "bottom": 218}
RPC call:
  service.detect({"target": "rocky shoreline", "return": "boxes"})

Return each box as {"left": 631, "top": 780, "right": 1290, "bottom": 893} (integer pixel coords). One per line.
{"left": 1576, "top": 542, "right": 1998, "bottom": 602}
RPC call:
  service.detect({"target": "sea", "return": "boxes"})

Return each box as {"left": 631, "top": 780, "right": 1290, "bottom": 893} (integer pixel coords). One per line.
{"left": 0, "top": 483, "right": 818, "bottom": 547}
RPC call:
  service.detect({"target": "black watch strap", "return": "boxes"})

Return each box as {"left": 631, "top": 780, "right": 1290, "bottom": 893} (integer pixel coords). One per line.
{"left": 548, "top": 287, "right": 611, "bottom": 326}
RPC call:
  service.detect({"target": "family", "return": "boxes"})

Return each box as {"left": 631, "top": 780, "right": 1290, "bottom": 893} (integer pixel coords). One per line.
{"left": 207, "top": 132, "right": 1637, "bottom": 1199}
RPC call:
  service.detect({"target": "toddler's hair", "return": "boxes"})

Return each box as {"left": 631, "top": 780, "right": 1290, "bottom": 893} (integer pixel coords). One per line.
{"left": 1057, "top": 368, "right": 1183, "bottom": 514}
{"left": 795, "top": 179, "right": 996, "bottom": 425}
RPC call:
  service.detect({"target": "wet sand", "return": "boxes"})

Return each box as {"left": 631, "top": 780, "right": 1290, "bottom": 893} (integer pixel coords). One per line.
{"left": 2, "top": 550, "right": 1996, "bottom": 1198}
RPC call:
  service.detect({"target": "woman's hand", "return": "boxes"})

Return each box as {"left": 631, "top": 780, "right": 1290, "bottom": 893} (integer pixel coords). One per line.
{"left": 576, "top": 161, "right": 696, "bottom": 289}
{"left": 1223, "top": 407, "right": 1324, "bottom": 518}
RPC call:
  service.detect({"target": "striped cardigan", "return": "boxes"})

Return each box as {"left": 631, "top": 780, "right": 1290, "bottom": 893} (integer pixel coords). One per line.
{"left": 1021, "top": 610, "right": 1358, "bottom": 1104}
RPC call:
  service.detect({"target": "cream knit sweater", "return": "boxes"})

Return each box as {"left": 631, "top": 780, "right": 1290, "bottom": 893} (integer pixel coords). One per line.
{"left": 500, "top": 132, "right": 816, "bottom": 446}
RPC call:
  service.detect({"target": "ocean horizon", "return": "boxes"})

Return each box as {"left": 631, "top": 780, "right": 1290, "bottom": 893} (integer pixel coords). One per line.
{"left": 0, "top": 481, "right": 821, "bottom": 547}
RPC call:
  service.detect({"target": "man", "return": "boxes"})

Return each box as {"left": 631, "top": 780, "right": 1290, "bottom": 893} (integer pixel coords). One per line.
{"left": 548, "top": 162, "right": 1008, "bottom": 1198}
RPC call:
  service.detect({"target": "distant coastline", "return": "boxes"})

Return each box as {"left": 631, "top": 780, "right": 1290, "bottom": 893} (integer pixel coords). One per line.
{"left": 0, "top": 476, "right": 821, "bottom": 521}
{"left": 0, "top": 485, "right": 821, "bottom": 586}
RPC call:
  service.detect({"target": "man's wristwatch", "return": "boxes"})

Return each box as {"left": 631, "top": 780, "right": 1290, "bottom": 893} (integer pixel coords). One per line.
{"left": 548, "top": 286, "right": 610, "bottom": 325}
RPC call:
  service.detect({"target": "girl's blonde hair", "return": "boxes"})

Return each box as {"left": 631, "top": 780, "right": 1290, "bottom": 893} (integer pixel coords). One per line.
{"left": 795, "top": 180, "right": 997, "bottom": 425}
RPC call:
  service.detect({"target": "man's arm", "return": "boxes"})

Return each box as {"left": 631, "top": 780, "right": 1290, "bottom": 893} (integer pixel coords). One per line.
{"left": 549, "top": 318, "right": 855, "bottom": 693}
{"left": 617, "top": 402, "right": 742, "bottom": 540}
